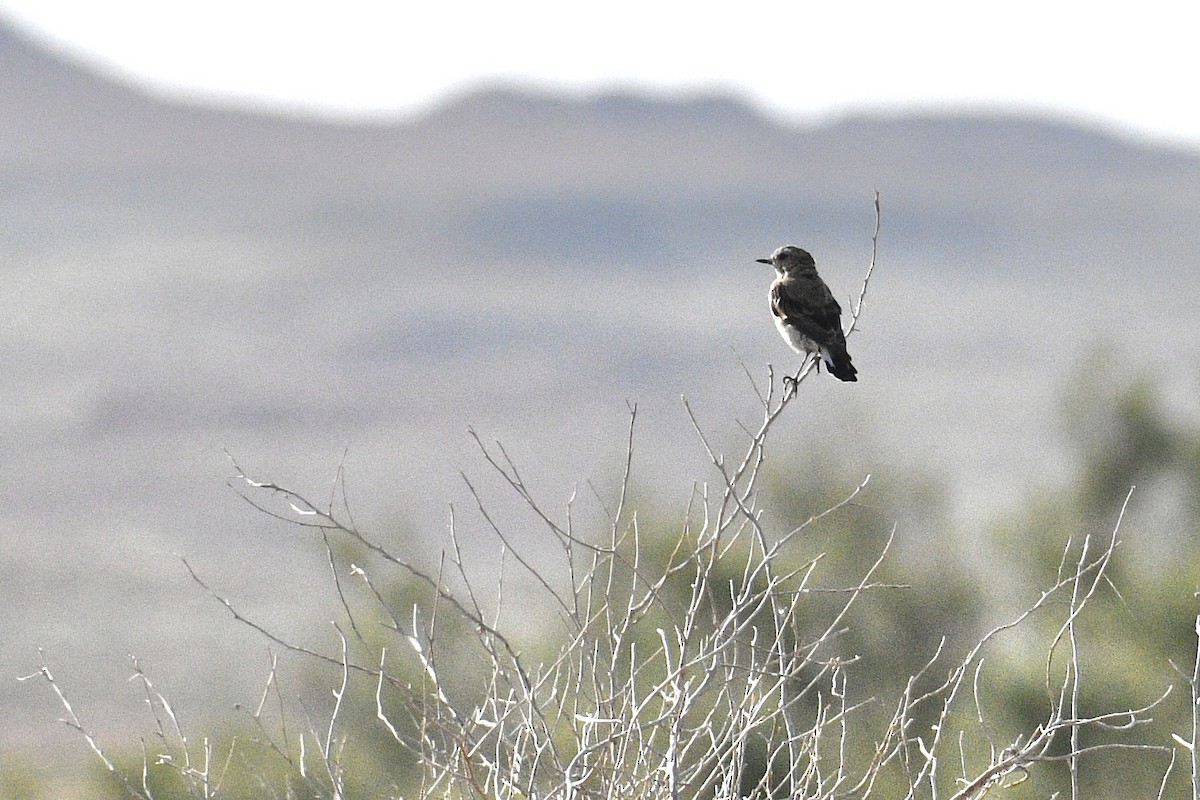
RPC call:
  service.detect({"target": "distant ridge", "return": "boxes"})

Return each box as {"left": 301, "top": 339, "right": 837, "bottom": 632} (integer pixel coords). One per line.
{"left": 0, "top": 15, "right": 158, "bottom": 117}
{"left": 2, "top": 13, "right": 1198, "bottom": 268}
{"left": 418, "top": 83, "right": 770, "bottom": 129}
{"left": 4, "top": 12, "right": 1196, "bottom": 173}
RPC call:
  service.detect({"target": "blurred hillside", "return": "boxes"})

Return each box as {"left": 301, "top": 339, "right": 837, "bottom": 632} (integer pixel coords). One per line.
{"left": 2, "top": 16, "right": 1198, "bottom": 769}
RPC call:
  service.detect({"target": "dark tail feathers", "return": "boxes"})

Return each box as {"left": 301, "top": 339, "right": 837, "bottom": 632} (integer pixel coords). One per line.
{"left": 822, "top": 348, "right": 857, "bottom": 382}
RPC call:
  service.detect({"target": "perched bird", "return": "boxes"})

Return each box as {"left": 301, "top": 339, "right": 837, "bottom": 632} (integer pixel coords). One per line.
{"left": 757, "top": 245, "right": 857, "bottom": 382}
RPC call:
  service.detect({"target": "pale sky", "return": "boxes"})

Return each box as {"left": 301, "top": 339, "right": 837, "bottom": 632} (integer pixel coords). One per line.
{"left": 4, "top": 0, "right": 1199, "bottom": 147}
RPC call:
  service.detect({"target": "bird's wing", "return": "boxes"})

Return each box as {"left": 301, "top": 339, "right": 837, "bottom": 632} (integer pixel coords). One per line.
{"left": 771, "top": 280, "right": 847, "bottom": 347}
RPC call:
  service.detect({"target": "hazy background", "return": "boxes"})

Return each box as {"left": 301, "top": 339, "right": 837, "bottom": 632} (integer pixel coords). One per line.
{"left": 2, "top": 4, "right": 1198, "bottom": 769}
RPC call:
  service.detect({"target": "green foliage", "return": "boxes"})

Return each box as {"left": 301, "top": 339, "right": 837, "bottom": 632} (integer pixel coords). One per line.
{"left": 987, "top": 352, "right": 1200, "bottom": 797}
{"left": 0, "top": 755, "right": 63, "bottom": 800}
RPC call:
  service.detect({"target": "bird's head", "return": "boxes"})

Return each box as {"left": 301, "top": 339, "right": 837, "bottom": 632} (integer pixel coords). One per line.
{"left": 756, "top": 245, "right": 816, "bottom": 275}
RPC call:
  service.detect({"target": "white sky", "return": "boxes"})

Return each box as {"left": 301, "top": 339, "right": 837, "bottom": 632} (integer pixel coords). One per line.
{"left": 3, "top": 0, "right": 1199, "bottom": 147}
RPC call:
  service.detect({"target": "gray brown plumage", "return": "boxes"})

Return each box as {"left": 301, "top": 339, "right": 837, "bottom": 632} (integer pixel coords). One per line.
{"left": 756, "top": 245, "right": 857, "bottom": 382}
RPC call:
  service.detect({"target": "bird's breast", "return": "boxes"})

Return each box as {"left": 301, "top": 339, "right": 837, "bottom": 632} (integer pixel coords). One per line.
{"left": 773, "top": 314, "right": 818, "bottom": 354}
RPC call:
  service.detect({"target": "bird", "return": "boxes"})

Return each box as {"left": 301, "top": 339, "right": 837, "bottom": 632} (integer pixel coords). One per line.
{"left": 757, "top": 245, "right": 857, "bottom": 383}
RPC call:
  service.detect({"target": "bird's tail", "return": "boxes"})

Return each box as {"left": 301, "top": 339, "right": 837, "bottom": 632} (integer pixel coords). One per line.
{"left": 821, "top": 346, "right": 858, "bottom": 382}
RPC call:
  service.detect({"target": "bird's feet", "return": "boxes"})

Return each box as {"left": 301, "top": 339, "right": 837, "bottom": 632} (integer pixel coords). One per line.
{"left": 782, "top": 372, "right": 802, "bottom": 398}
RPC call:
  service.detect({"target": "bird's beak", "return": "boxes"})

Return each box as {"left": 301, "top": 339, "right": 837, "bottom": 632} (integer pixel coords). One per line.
{"left": 755, "top": 258, "right": 772, "bottom": 265}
